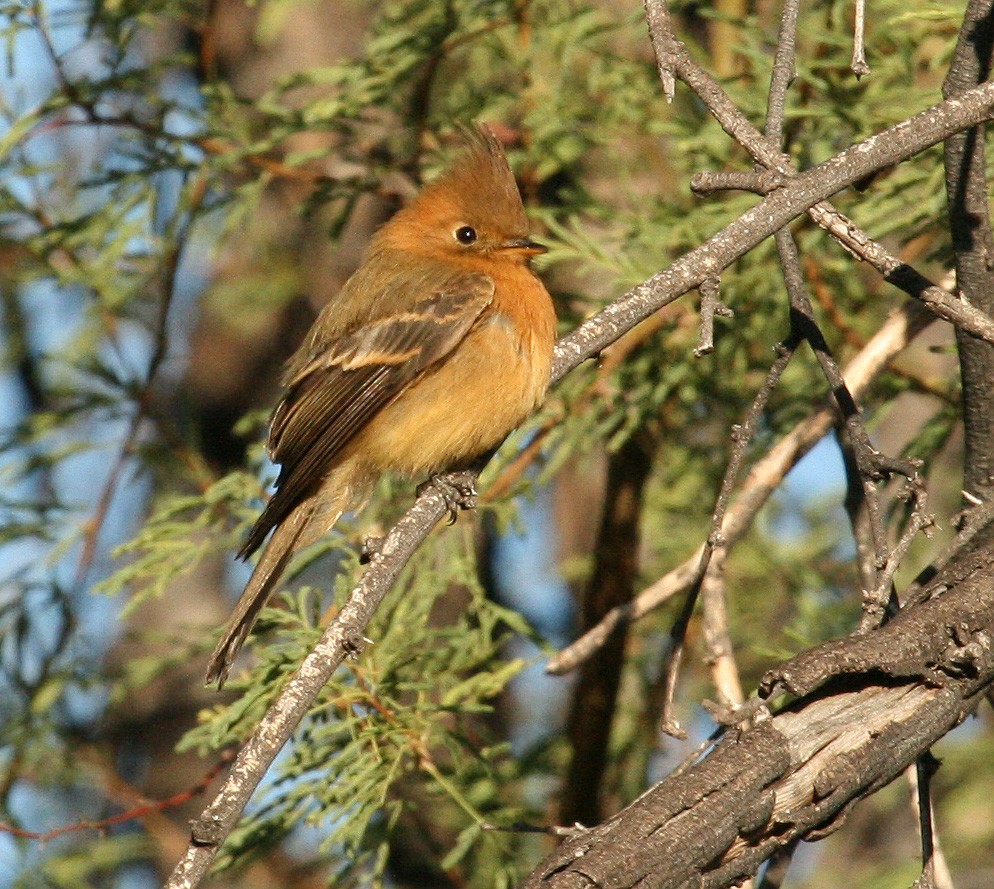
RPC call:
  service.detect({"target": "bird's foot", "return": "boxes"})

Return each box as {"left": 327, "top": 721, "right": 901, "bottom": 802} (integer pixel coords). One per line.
{"left": 359, "top": 536, "right": 384, "bottom": 564}
{"left": 418, "top": 471, "right": 478, "bottom": 524}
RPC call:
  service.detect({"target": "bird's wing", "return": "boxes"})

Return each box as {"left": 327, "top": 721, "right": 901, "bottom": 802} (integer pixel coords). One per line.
{"left": 239, "top": 275, "right": 495, "bottom": 557}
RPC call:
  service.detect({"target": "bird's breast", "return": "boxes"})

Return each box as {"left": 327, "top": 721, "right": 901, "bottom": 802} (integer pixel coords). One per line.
{"left": 354, "top": 273, "right": 555, "bottom": 476}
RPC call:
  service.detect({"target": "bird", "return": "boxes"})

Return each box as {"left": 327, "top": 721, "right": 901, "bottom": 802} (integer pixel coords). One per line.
{"left": 205, "top": 124, "right": 557, "bottom": 687}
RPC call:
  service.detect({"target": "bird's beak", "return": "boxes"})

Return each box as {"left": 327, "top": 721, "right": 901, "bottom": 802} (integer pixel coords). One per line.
{"left": 500, "top": 237, "right": 548, "bottom": 256}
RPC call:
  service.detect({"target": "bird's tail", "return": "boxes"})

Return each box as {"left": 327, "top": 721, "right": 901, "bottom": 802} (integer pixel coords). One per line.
{"left": 205, "top": 500, "right": 319, "bottom": 688}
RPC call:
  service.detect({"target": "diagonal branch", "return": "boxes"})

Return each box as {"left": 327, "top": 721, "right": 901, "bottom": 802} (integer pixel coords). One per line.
{"left": 523, "top": 538, "right": 994, "bottom": 889}
{"left": 551, "top": 78, "right": 994, "bottom": 385}
{"left": 643, "top": 0, "right": 994, "bottom": 346}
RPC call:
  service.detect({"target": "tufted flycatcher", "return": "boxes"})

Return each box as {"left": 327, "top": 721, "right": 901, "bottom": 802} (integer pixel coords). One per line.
{"left": 206, "top": 125, "right": 556, "bottom": 687}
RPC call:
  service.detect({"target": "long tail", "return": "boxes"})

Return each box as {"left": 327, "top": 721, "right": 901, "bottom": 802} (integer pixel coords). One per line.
{"left": 205, "top": 501, "right": 317, "bottom": 688}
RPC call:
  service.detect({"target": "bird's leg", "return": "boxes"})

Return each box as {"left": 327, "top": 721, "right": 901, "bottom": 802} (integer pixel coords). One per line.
{"left": 418, "top": 470, "right": 479, "bottom": 524}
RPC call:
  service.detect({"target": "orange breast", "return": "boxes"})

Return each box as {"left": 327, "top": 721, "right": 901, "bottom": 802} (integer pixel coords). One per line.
{"left": 354, "top": 267, "right": 555, "bottom": 476}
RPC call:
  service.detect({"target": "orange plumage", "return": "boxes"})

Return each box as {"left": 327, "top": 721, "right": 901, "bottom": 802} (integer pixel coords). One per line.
{"left": 206, "top": 125, "right": 557, "bottom": 687}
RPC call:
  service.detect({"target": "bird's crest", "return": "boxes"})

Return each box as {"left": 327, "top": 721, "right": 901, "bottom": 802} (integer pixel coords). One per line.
{"left": 411, "top": 123, "right": 529, "bottom": 236}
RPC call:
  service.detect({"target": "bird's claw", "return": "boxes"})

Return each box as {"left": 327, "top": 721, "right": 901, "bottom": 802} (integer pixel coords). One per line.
{"left": 418, "top": 471, "right": 478, "bottom": 524}
{"left": 359, "top": 536, "right": 384, "bottom": 564}
{"left": 343, "top": 633, "right": 371, "bottom": 659}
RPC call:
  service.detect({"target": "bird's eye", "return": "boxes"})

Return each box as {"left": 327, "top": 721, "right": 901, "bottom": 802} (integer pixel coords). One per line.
{"left": 454, "top": 225, "right": 477, "bottom": 245}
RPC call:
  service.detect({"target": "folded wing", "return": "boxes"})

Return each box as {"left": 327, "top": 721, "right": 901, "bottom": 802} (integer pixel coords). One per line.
{"left": 239, "top": 275, "right": 495, "bottom": 558}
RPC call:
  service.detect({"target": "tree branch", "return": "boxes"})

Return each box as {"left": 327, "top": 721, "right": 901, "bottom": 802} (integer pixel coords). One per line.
{"left": 547, "top": 302, "right": 933, "bottom": 676}
{"left": 523, "top": 541, "right": 994, "bottom": 889}
{"left": 551, "top": 77, "right": 994, "bottom": 384}
{"left": 165, "top": 477, "right": 466, "bottom": 887}
{"left": 944, "top": 0, "right": 994, "bottom": 505}
{"left": 643, "top": 0, "right": 994, "bottom": 346}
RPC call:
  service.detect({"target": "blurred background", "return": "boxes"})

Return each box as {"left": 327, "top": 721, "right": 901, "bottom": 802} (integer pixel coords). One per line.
{"left": 0, "top": 0, "right": 991, "bottom": 886}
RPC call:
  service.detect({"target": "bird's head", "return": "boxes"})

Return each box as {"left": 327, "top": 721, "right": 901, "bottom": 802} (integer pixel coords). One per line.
{"left": 388, "top": 125, "right": 547, "bottom": 265}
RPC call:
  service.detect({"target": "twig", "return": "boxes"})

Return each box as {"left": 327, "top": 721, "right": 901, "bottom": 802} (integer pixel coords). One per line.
{"left": 780, "top": 231, "right": 878, "bottom": 589}
{"left": 764, "top": 0, "right": 800, "bottom": 141}
{"left": 851, "top": 0, "right": 871, "bottom": 78}
{"left": 861, "top": 480, "right": 934, "bottom": 631}
{"left": 908, "top": 754, "right": 955, "bottom": 889}
{"left": 0, "top": 752, "right": 233, "bottom": 842}
{"left": 765, "top": 0, "right": 898, "bottom": 617}
{"left": 694, "top": 276, "right": 733, "bottom": 357}
{"left": 659, "top": 0, "right": 841, "bottom": 709}
{"left": 658, "top": 332, "right": 798, "bottom": 735}
{"left": 643, "top": 0, "right": 677, "bottom": 103}
{"left": 690, "top": 169, "right": 784, "bottom": 196}
{"left": 839, "top": 426, "right": 880, "bottom": 596}
{"left": 700, "top": 546, "right": 745, "bottom": 709}
{"left": 777, "top": 224, "right": 930, "bottom": 628}
{"left": 804, "top": 254, "right": 866, "bottom": 349}
{"left": 903, "top": 495, "right": 994, "bottom": 607}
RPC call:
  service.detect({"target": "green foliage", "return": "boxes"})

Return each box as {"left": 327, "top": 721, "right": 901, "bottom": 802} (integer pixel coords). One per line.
{"left": 181, "top": 535, "right": 542, "bottom": 886}
{"left": 0, "top": 0, "right": 982, "bottom": 885}
{"left": 94, "top": 470, "right": 262, "bottom": 612}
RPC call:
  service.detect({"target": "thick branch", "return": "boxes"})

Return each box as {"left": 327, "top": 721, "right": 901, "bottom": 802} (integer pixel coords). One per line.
{"left": 523, "top": 543, "right": 994, "bottom": 889}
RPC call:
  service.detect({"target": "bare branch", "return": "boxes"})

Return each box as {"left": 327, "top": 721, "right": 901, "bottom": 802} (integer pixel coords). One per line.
{"left": 658, "top": 326, "right": 798, "bottom": 734}
{"left": 775, "top": 225, "right": 931, "bottom": 627}
{"left": 694, "top": 276, "right": 733, "bottom": 357}
{"left": 851, "top": 0, "right": 871, "bottom": 78}
{"left": 690, "top": 169, "right": 784, "bottom": 195}
{"left": 778, "top": 227, "right": 890, "bottom": 573}
{"left": 908, "top": 754, "right": 956, "bottom": 889}
{"left": 943, "top": 0, "right": 994, "bottom": 506}
{"left": 548, "top": 303, "right": 934, "bottom": 676}
{"left": 552, "top": 77, "right": 994, "bottom": 384}
{"left": 701, "top": 547, "right": 745, "bottom": 708}
{"left": 164, "top": 476, "right": 467, "bottom": 888}
{"left": 764, "top": 0, "right": 800, "bottom": 140}
{"left": 861, "top": 481, "right": 935, "bottom": 631}
{"left": 643, "top": 0, "right": 676, "bottom": 102}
